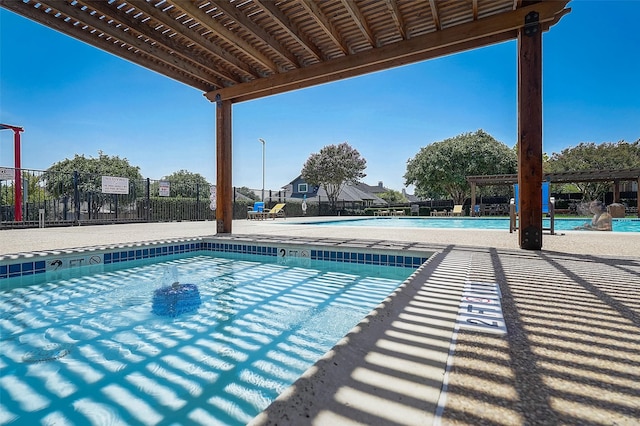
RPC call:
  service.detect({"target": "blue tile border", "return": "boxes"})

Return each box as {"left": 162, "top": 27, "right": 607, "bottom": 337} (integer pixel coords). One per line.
{"left": 1, "top": 238, "right": 430, "bottom": 281}
{"left": 309, "top": 249, "right": 427, "bottom": 267}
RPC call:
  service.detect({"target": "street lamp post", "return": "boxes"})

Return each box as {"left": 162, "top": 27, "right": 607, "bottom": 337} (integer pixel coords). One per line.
{"left": 258, "top": 138, "right": 266, "bottom": 201}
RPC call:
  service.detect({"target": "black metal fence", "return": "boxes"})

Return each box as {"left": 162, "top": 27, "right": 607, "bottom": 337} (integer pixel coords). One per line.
{"left": 0, "top": 168, "right": 292, "bottom": 228}
{"left": 1, "top": 168, "right": 215, "bottom": 227}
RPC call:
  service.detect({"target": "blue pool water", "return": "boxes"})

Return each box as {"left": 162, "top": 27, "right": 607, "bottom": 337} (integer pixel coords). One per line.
{"left": 0, "top": 252, "right": 413, "bottom": 425}
{"left": 299, "top": 217, "right": 640, "bottom": 232}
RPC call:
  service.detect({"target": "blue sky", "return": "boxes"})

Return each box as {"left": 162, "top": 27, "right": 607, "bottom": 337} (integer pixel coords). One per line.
{"left": 1, "top": 1, "right": 639, "bottom": 193}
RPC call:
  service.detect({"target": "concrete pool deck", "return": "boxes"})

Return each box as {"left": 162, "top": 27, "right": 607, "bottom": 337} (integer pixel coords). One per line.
{"left": 2, "top": 218, "right": 639, "bottom": 425}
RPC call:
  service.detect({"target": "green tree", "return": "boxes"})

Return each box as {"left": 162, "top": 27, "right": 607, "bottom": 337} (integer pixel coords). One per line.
{"left": 301, "top": 142, "right": 367, "bottom": 211}
{"left": 153, "top": 170, "right": 210, "bottom": 198}
{"left": 379, "top": 189, "right": 407, "bottom": 204}
{"left": 404, "top": 130, "right": 517, "bottom": 204}
{"left": 236, "top": 186, "right": 259, "bottom": 201}
{"left": 545, "top": 140, "right": 640, "bottom": 200}
{"left": 44, "top": 151, "right": 142, "bottom": 216}
{"left": 1, "top": 171, "right": 46, "bottom": 204}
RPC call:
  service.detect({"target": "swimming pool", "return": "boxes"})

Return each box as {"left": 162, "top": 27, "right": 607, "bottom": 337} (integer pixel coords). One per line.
{"left": 0, "top": 250, "right": 415, "bottom": 425}
{"left": 296, "top": 217, "right": 640, "bottom": 232}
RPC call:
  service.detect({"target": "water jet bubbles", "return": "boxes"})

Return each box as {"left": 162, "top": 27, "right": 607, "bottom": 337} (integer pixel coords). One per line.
{"left": 161, "top": 265, "right": 180, "bottom": 287}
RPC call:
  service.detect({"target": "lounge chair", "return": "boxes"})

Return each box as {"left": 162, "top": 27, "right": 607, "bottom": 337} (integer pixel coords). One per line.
{"left": 451, "top": 205, "right": 463, "bottom": 216}
{"left": 509, "top": 181, "right": 555, "bottom": 234}
{"left": 266, "top": 203, "right": 286, "bottom": 219}
{"left": 247, "top": 201, "right": 266, "bottom": 220}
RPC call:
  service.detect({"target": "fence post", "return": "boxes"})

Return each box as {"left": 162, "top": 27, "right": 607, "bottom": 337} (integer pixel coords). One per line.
{"left": 146, "top": 178, "right": 150, "bottom": 222}
{"left": 196, "top": 183, "right": 200, "bottom": 221}
{"left": 73, "top": 171, "right": 80, "bottom": 223}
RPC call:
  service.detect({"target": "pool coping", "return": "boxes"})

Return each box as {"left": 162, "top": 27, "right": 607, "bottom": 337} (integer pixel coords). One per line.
{"left": 0, "top": 234, "right": 435, "bottom": 282}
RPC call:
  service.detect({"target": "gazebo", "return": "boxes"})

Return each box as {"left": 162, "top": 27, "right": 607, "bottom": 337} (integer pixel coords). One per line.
{"left": 0, "top": 0, "right": 572, "bottom": 249}
{"left": 467, "top": 169, "right": 640, "bottom": 217}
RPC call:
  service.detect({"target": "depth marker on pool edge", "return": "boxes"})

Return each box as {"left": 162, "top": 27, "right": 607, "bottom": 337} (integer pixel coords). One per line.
{"left": 456, "top": 281, "right": 507, "bottom": 335}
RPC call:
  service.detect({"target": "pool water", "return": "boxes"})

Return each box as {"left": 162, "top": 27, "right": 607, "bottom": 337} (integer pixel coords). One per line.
{"left": 299, "top": 217, "right": 640, "bottom": 232}
{"left": 0, "top": 252, "right": 413, "bottom": 426}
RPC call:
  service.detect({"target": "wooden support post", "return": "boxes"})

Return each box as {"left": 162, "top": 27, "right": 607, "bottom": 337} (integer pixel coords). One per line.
{"left": 216, "top": 97, "right": 233, "bottom": 234}
{"left": 517, "top": 11, "right": 543, "bottom": 250}
{"left": 613, "top": 180, "right": 620, "bottom": 203}
{"left": 470, "top": 182, "right": 476, "bottom": 216}
{"left": 637, "top": 177, "right": 640, "bottom": 218}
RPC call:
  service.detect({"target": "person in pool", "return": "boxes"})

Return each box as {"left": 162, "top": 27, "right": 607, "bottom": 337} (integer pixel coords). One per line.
{"left": 575, "top": 200, "right": 612, "bottom": 231}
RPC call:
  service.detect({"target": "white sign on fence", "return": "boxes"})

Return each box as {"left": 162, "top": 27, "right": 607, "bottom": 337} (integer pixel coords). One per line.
{"left": 0, "top": 167, "right": 14, "bottom": 180}
{"left": 101, "top": 176, "right": 130, "bottom": 194}
{"left": 159, "top": 181, "right": 170, "bottom": 197}
{"left": 209, "top": 185, "right": 216, "bottom": 210}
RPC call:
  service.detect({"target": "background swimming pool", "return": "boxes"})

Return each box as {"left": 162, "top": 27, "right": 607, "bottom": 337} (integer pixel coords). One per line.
{"left": 298, "top": 217, "right": 640, "bottom": 232}
{"left": 0, "top": 253, "right": 413, "bottom": 425}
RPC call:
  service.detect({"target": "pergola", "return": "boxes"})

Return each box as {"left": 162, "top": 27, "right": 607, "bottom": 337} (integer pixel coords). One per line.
{"left": 467, "top": 169, "right": 640, "bottom": 215}
{"left": 0, "top": 0, "right": 571, "bottom": 250}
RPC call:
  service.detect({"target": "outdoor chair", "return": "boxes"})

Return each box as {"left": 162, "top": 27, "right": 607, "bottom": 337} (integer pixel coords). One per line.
{"left": 451, "top": 205, "right": 463, "bottom": 216}
{"left": 266, "top": 203, "right": 286, "bottom": 219}
{"left": 247, "top": 201, "right": 266, "bottom": 220}
{"left": 509, "top": 181, "right": 555, "bottom": 234}
{"left": 410, "top": 204, "right": 420, "bottom": 216}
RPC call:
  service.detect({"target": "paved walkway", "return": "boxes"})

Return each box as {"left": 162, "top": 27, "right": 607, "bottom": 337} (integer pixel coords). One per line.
{"left": 2, "top": 218, "right": 639, "bottom": 257}
{"left": 1, "top": 219, "right": 639, "bottom": 425}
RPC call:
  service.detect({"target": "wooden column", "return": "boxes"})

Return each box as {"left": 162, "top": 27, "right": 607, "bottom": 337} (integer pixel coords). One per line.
{"left": 517, "top": 12, "right": 543, "bottom": 250}
{"left": 612, "top": 180, "right": 620, "bottom": 203}
{"left": 216, "top": 97, "right": 233, "bottom": 234}
{"left": 470, "top": 182, "right": 476, "bottom": 216}
{"left": 637, "top": 177, "right": 640, "bottom": 218}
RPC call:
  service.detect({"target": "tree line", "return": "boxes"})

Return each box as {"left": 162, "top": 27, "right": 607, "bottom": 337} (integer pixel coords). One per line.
{"left": 11, "top": 133, "right": 639, "bottom": 214}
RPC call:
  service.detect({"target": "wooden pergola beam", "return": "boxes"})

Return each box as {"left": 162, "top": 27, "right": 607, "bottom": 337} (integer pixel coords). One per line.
{"left": 429, "top": 0, "right": 442, "bottom": 31}
{"left": 340, "top": 0, "right": 376, "bottom": 47}
{"left": 385, "top": 0, "right": 407, "bottom": 40}
{"left": 126, "top": 0, "right": 260, "bottom": 81}
{"left": 213, "top": 0, "right": 301, "bottom": 69}
{"left": 206, "top": 1, "right": 567, "bottom": 103}
{"left": 176, "top": 1, "right": 280, "bottom": 73}
{"left": 297, "top": 0, "right": 349, "bottom": 55}
{"left": 80, "top": 0, "right": 235, "bottom": 87}
{"left": 257, "top": 0, "right": 324, "bottom": 63}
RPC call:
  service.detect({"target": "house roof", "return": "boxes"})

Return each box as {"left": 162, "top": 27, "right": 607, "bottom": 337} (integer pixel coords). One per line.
{"left": 307, "top": 184, "right": 387, "bottom": 205}
{"left": 353, "top": 182, "right": 387, "bottom": 195}
{"left": 1, "top": 1, "right": 570, "bottom": 103}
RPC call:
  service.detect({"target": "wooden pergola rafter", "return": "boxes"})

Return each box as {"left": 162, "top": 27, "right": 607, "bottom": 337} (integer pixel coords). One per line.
{"left": 0, "top": 0, "right": 572, "bottom": 249}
